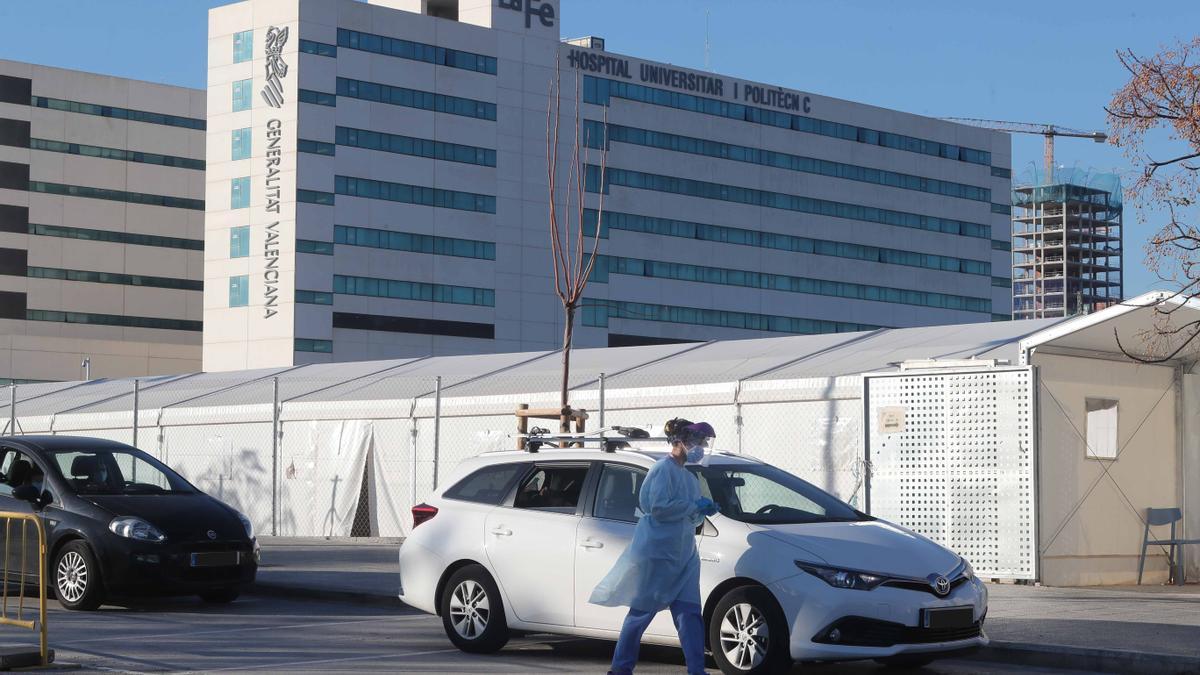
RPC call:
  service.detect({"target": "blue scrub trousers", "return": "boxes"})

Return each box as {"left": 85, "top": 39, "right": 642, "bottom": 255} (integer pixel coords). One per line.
{"left": 609, "top": 599, "right": 706, "bottom": 675}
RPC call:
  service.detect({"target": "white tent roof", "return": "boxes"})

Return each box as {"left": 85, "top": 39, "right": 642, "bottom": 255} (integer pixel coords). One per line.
{"left": 0, "top": 316, "right": 1075, "bottom": 418}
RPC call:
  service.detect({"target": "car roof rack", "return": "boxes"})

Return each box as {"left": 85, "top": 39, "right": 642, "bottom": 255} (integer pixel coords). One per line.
{"left": 517, "top": 426, "right": 669, "bottom": 453}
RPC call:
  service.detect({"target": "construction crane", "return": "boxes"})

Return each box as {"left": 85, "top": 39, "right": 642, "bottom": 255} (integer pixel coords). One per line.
{"left": 941, "top": 118, "right": 1107, "bottom": 182}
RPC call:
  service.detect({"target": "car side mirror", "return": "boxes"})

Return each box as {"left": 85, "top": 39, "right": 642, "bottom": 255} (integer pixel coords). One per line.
{"left": 12, "top": 485, "right": 38, "bottom": 502}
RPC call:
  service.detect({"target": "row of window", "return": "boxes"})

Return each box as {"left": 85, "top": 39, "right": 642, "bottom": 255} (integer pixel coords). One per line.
{"left": 28, "top": 223, "right": 202, "bottom": 251}
{"left": 586, "top": 121, "right": 991, "bottom": 203}
{"left": 587, "top": 166, "right": 991, "bottom": 239}
{"left": 335, "top": 224, "right": 496, "bottom": 259}
{"left": 992, "top": 239, "right": 1012, "bottom": 252}
{"left": 992, "top": 276, "right": 1013, "bottom": 288}
{"left": 298, "top": 189, "right": 335, "bottom": 205}
{"left": 335, "top": 126, "right": 497, "bottom": 167}
{"left": 591, "top": 255, "right": 990, "bottom": 313}
{"left": 581, "top": 299, "right": 880, "bottom": 335}
{"left": 992, "top": 313, "right": 1012, "bottom": 321}
{"left": 26, "top": 309, "right": 201, "bottom": 331}
{"left": 582, "top": 209, "right": 990, "bottom": 276}
{"left": 296, "top": 290, "right": 333, "bottom": 304}
{"left": 337, "top": 28, "right": 497, "bottom": 75}
{"left": 582, "top": 76, "right": 993, "bottom": 167}
{"left": 230, "top": 226, "right": 250, "bottom": 258}
{"left": 229, "top": 275, "right": 248, "bottom": 307}
{"left": 335, "top": 176, "right": 496, "bottom": 214}
{"left": 333, "top": 274, "right": 495, "bottom": 307}
{"left": 299, "top": 89, "right": 337, "bottom": 107}
{"left": 31, "top": 138, "right": 204, "bottom": 171}
{"left": 336, "top": 78, "right": 496, "bottom": 121}
{"left": 298, "top": 139, "right": 336, "bottom": 156}
{"left": 231, "top": 177, "right": 250, "bottom": 209}
{"left": 299, "top": 39, "right": 337, "bottom": 58}
{"left": 31, "top": 96, "right": 205, "bottom": 131}
{"left": 296, "top": 338, "right": 333, "bottom": 353}
{"left": 28, "top": 266, "right": 201, "bottom": 291}
{"left": 297, "top": 239, "right": 334, "bottom": 255}
{"left": 28, "top": 181, "right": 205, "bottom": 211}
{"left": 991, "top": 203, "right": 1012, "bottom": 215}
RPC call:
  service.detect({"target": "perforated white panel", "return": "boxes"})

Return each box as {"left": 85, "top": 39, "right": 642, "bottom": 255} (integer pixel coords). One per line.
{"left": 866, "top": 368, "right": 1036, "bottom": 580}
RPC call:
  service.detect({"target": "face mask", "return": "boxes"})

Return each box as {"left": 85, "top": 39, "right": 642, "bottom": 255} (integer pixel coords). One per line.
{"left": 686, "top": 445, "right": 706, "bottom": 464}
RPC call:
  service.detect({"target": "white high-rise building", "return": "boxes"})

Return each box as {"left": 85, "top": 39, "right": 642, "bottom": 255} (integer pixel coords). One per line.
{"left": 204, "top": 0, "right": 1012, "bottom": 371}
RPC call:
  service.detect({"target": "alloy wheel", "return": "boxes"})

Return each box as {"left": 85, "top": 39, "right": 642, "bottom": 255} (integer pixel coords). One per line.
{"left": 719, "top": 602, "right": 769, "bottom": 671}
{"left": 448, "top": 579, "right": 490, "bottom": 639}
{"left": 57, "top": 551, "right": 88, "bottom": 603}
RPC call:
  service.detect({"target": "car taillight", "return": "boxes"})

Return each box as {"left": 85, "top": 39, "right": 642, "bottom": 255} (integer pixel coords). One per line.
{"left": 412, "top": 503, "right": 438, "bottom": 528}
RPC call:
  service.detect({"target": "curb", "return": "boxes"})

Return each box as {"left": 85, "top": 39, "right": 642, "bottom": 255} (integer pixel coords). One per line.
{"left": 247, "top": 581, "right": 403, "bottom": 609}
{"left": 970, "top": 640, "right": 1200, "bottom": 674}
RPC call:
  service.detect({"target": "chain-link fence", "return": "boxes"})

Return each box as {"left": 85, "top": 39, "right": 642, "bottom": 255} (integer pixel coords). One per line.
{"left": 0, "top": 321, "right": 1046, "bottom": 543}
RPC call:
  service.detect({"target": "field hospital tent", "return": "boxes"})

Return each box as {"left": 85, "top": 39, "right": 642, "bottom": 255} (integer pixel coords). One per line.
{"left": 2, "top": 291, "right": 1197, "bottom": 587}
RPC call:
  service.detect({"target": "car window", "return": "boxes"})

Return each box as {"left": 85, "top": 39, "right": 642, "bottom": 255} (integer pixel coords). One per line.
{"left": 513, "top": 465, "right": 588, "bottom": 513}
{"left": 593, "top": 464, "right": 646, "bottom": 523}
{"left": 0, "top": 449, "right": 44, "bottom": 498}
{"left": 444, "top": 463, "right": 526, "bottom": 505}
{"left": 48, "top": 449, "right": 191, "bottom": 495}
{"left": 690, "top": 464, "right": 868, "bottom": 525}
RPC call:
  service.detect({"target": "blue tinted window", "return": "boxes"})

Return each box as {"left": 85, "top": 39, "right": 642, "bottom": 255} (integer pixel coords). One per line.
{"left": 334, "top": 275, "right": 494, "bottom": 307}
{"left": 335, "top": 126, "right": 495, "bottom": 167}
{"left": 233, "top": 30, "right": 253, "bottom": 63}
{"left": 30, "top": 138, "right": 204, "bottom": 170}
{"left": 336, "top": 78, "right": 495, "bottom": 121}
{"left": 582, "top": 299, "right": 882, "bottom": 335}
{"left": 297, "top": 189, "right": 335, "bottom": 205}
{"left": 26, "top": 309, "right": 201, "bottom": 332}
{"left": 297, "top": 240, "right": 334, "bottom": 255}
{"left": 299, "top": 39, "right": 336, "bottom": 57}
{"left": 229, "top": 275, "right": 249, "bottom": 307}
{"left": 298, "top": 89, "right": 337, "bottom": 107}
{"left": 231, "top": 128, "right": 251, "bottom": 160}
{"left": 296, "top": 290, "right": 333, "bottom": 304}
{"left": 337, "top": 29, "right": 495, "bottom": 74}
{"left": 232, "top": 79, "right": 252, "bottom": 112}
{"left": 230, "top": 226, "right": 250, "bottom": 258}
{"left": 295, "top": 338, "right": 333, "bottom": 353}
{"left": 588, "top": 166, "right": 990, "bottom": 239}
{"left": 231, "top": 177, "right": 250, "bottom": 209}
{"left": 297, "top": 139, "right": 336, "bottom": 156}
{"left": 28, "top": 182, "right": 203, "bottom": 210}
{"left": 335, "top": 176, "right": 494, "bottom": 214}
{"left": 335, "top": 225, "right": 495, "bottom": 259}
{"left": 28, "top": 223, "right": 202, "bottom": 250}
{"left": 32, "top": 96, "right": 205, "bottom": 130}
{"left": 27, "top": 267, "right": 201, "bottom": 291}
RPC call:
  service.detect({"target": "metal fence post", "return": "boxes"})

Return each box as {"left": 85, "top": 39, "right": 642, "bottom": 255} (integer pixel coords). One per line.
{"left": 271, "top": 376, "right": 280, "bottom": 537}
{"left": 598, "top": 372, "right": 606, "bottom": 428}
{"left": 132, "top": 379, "right": 140, "bottom": 448}
{"left": 8, "top": 383, "right": 14, "bottom": 435}
{"left": 432, "top": 376, "right": 442, "bottom": 490}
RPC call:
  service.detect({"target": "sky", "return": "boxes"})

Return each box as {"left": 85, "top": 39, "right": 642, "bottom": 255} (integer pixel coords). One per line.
{"left": 1, "top": 0, "right": 1197, "bottom": 296}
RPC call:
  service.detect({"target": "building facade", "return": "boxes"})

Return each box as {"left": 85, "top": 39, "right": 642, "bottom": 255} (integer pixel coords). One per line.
{"left": 205, "top": 0, "right": 1013, "bottom": 370}
{"left": 0, "top": 60, "right": 205, "bottom": 382}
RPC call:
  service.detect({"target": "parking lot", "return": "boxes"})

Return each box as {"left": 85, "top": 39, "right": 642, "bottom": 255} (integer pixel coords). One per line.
{"left": 1, "top": 594, "right": 1093, "bottom": 674}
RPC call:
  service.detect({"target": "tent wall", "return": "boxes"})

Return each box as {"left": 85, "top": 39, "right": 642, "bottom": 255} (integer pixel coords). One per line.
{"left": 1036, "top": 353, "right": 1178, "bottom": 586}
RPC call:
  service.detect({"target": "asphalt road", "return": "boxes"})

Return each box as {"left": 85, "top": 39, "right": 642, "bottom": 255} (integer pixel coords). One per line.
{"left": 2, "top": 594, "right": 1103, "bottom": 673}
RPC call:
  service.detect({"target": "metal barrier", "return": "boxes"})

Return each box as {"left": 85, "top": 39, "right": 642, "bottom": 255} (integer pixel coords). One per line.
{"left": 0, "top": 511, "right": 49, "bottom": 666}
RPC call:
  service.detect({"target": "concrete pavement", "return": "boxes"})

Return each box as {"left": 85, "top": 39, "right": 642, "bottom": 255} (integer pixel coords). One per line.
{"left": 251, "top": 538, "right": 1200, "bottom": 674}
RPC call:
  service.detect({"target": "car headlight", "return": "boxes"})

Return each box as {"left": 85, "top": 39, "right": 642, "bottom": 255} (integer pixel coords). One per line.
{"left": 109, "top": 517, "right": 166, "bottom": 542}
{"left": 237, "top": 511, "right": 254, "bottom": 540}
{"left": 795, "top": 561, "right": 886, "bottom": 590}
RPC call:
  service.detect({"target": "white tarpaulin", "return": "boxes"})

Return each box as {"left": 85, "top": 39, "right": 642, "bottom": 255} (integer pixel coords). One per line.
{"left": 278, "top": 419, "right": 372, "bottom": 537}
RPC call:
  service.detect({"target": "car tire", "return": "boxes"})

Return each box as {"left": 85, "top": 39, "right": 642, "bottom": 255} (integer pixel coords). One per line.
{"left": 199, "top": 588, "right": 240, "bottom": 604}
{"left": 874, "top": 654, "right": 937, "bottom": 669}
{"left": 53, "top": 541, "right": 104, "bottom": 611}
{"left": 439, "top": 564, "right": 509, "bottom": 654}
{"left": 708, "top": 585, "right": 791, "bottom": 675}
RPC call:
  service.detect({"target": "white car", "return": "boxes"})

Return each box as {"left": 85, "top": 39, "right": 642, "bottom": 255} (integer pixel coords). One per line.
{"left": 398, "top": 444, "right": 987, "bottom": 674}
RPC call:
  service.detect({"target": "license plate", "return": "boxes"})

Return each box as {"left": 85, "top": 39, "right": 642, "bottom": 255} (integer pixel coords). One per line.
{"left": 190, "top": 551, "right": 240, "bottom": 567}
{"left": 922, "top": 606, "right": 974, "bottom": 629}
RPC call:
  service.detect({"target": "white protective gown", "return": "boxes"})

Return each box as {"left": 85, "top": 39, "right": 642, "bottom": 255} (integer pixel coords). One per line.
{"left": 589, "top": 456, "right": 704, "bottom": 612}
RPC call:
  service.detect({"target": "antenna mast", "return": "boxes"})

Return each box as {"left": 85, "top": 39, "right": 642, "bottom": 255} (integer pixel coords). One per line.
{"left": 705, "top": 9, "right": 711, "bottom": 71}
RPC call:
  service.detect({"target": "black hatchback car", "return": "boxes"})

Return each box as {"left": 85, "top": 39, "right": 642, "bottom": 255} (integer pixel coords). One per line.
{"left": 0, "top": 436, "right": 258, "bottom": 610}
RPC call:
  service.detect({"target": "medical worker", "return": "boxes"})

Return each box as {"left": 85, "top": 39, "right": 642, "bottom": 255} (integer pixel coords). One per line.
{"left": 590, "top": 418, "right": 719, "bottom": 675}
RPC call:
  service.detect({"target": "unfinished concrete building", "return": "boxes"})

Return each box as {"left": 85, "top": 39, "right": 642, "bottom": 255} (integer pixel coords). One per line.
{"left": 1012, "top": 173, "right": 1122, "bottom": 319}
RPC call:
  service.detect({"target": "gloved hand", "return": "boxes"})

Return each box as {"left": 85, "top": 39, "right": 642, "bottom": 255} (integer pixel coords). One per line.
{"left": 695, "top": 497, "right": 719, "bottom": 517}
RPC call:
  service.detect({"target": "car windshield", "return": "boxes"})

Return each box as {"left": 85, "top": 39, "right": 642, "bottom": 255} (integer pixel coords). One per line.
{"left": 47, "top": 449, "right": 195, "bottom": 495}
{"left": 689, "top": 463, "right": 869, "bottom": 525}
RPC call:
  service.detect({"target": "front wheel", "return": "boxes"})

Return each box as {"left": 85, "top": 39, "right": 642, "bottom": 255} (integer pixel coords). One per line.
{"left": 708, "top": 585, "right": 792, "bottom": 675}
{"left": 439, "top": 565, "right": 509, "bottom": 653}
{"left": 54, "top": 541, "right": 105, "bottom": 611}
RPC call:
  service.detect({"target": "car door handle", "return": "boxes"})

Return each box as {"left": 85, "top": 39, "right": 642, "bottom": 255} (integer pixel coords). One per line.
{"left": 490, "top": 527, "right": 512, "bottom": 537}
{"left": 580, "top": 539, "right": 604, "bottom": 549}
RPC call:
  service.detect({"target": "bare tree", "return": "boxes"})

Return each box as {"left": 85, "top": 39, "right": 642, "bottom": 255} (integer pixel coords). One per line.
{"left": 546, "top": 56, "right": 607, "bottom": 430}
{"left": 1106, "top": 37, "right": 1200, "bottom": 362}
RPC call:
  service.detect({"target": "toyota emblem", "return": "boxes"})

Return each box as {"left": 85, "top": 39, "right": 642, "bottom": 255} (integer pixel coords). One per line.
{"left": 207, "top": 530, "right": 218, "bottom": 540}
{"left": 933, "top": 576, "right": 950, "bottom": 596}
